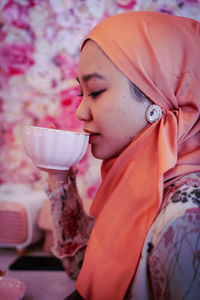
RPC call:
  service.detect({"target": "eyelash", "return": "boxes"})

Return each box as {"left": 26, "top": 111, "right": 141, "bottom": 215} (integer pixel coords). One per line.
{"left": 78, "top": 89, "right": 106, "bottom": 99}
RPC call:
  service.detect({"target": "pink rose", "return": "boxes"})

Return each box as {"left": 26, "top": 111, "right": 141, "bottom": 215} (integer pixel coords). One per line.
{"left": 58, "top": 86, "right": 83, "bottom": 131}
{"left": 3, "top": 0, "right": 30, "bottom": 29}
{"left": 2, "top": 0, "right": 41, "bottom": 28}
{"left": 0, "top": 43, "right": 34, "bottom": 75}
{"left": 2, "top": 0, "right": 36, "bottom": 40}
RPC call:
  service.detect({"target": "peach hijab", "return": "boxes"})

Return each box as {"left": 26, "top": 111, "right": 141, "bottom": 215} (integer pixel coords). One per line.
{"left": 76, "top": 11, "right": 200, "bottom": 299}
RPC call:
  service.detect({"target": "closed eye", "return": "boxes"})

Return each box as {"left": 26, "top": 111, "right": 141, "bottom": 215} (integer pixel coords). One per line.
{"left": 89, "top": 89, "right": 106, "bottom": 99}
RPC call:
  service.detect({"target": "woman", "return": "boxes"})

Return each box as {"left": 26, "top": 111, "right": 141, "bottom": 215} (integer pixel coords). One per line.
{"left": 46, "top": 11, "right": 200, "bottom": 299}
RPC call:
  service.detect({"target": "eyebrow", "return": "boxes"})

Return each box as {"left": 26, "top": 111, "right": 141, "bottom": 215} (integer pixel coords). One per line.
{"left": 76, "top": 72, "right": 107, "bottom": 83}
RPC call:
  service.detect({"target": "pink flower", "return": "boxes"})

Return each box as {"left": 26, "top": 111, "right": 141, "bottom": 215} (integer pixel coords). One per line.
{"left": 52, "top": 54, "right": 78, "bottom": 80}
{"left": 0, "top": 43, "right": 34, "bottom": 76}
{"left": 3, "top": 0, "right": 30, "bottom": 29}
{"left": 58, "top": 86, "right": 83, "bottom": 131}
{"left": 116, "top": 0, "right": 137, "bottom": 10}
{"left": 1, "top": 127, "right": 15, "bottom": 144}
{"left": 2, "top": 0, "right": 36, "bottom": 40}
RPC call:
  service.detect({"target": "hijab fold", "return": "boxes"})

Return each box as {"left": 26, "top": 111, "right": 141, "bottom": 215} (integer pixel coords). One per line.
{"left": 76, "top": 11, "right": 200, "bottom": 299}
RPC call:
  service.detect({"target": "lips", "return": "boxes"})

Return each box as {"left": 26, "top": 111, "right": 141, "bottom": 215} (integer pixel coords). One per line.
{"left": 84, "top": 129, "right": 100, "bottom": 144}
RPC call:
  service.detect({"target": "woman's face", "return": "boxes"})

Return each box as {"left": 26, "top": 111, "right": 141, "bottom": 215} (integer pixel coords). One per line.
{"left": 76, "top": 40, "right": 150, "bottom": 160}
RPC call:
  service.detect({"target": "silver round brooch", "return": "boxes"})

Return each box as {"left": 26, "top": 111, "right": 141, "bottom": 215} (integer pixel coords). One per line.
{"left": 146, "top": 104, "right": 162, "bottom": 123}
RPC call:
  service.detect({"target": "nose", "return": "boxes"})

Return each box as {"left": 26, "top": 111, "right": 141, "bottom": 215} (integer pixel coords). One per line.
{"left": 75, "top": 98, "right": 92, "bottom": 122}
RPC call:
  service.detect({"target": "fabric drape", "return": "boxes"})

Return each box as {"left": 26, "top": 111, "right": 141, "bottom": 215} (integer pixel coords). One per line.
{"left": 76, "top": 11, "right": 200, "bottom": 300}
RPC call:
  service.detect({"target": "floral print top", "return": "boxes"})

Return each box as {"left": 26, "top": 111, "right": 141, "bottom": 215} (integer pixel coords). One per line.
{"left": 47, "top": 172, "right": 200, "bottom": 298}
{"left": 129, "top": 172, "right": 200, "bottom": 300}
{"left": 46, "top": 169, "right": 95, "bottom": 279}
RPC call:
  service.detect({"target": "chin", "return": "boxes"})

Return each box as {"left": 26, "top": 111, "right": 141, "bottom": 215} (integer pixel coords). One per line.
{"left": 91, "top": 151, "right": 106, "bottom": 160}
{"left": 91, "top": 145, "right": 122, "bottom": 161}
{"left": 91, "top": 145, "right": 109, "bottom": 160}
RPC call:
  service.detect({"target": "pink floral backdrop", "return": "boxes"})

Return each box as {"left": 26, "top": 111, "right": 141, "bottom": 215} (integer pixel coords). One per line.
{"left": 0, "top": 0, "right": 200, "bottom": 201}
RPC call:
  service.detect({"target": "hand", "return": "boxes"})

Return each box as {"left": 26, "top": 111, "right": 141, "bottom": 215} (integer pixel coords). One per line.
{"left": 38, "top": 166, "right": 71, "bottom": 191}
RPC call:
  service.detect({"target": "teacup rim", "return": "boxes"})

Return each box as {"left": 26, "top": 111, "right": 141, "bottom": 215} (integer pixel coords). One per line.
{"left": 24, "top": 125, "right": 90, "bottom": 136}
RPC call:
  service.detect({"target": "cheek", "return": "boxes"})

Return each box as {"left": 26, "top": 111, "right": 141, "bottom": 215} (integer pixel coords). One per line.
{"left": 92, "top": 102, "right": 115, "bottom": 129}
{"left": 93, "top": 91, "right": 140, "bottom": 136}
{"left": 98, "top": 106, "right": 131, "bottom": 137}
{"left": 98, "top": 111, "right": 120, "bottom": 134}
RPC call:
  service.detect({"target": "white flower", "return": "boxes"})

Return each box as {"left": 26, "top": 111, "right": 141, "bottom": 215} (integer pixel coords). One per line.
{"left": 53, "top": 29, "right": 82, "bottom": 56}
{"left": 4, "top": 25, "right": 32, "bottom": 44}
{"left": 86, "top": 0, "right": 107, "bottom": 19}
{"left": 26, "top": 60, "right": 61, "bottom": 93}
{"left": 29, "top": 4, "right": 49, "bottom": 38}
{"left": 49, "top": 0, "right": 73, "bottom": 13}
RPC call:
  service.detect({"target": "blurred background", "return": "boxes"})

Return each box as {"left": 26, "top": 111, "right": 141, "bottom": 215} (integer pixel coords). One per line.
{"left": 0, "top": 0, "right": 200, "bottom": 201}
{"left": 0, "top": 1, "right": 200, "bottom": 299}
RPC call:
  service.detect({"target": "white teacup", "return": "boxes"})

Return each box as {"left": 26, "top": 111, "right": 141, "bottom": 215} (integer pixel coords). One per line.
{"left": 23, "top": 126, "right": 89, "bottom": 170}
